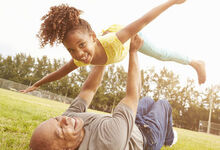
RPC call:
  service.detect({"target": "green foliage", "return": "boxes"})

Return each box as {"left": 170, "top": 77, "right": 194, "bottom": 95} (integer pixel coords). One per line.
{"left": 91, "top": 65, "right": 127, "bottom": 112}
{"left": 0, "top": 88, "right": 67, "bottom": 149}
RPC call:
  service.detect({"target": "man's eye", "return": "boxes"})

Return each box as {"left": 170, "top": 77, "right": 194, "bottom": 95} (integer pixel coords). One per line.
{"left": 57, "top": 127, "right": 65, "bottom": 139}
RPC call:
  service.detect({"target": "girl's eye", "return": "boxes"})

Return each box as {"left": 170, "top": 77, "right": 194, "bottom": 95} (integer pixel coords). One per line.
{"left": 68, "top": 48, "right": 74, "bottom": 52}
{"left": 79, "top": 43, "right": 85, "bottom": 48}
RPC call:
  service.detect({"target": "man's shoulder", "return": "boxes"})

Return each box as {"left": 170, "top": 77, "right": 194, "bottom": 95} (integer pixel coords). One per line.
{"left": 63, "top": 97, "right": 88, "bottom": 115}
{"left": 82, "top": 103, "right": 136, "bottom": 149}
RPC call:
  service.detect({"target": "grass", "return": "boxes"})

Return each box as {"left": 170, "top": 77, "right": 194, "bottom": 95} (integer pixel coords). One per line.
{"left": 0, "top": 88, "right": 219, "bottom": 150}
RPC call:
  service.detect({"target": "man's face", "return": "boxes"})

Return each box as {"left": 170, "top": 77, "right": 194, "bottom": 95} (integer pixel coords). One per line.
{"left": 30, "top": 116, "right": 84, "bottom": 150}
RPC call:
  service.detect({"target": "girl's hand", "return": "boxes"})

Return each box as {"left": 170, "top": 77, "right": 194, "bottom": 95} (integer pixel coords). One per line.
{"left": 129, "top": 35, "right": 144, "bottom": 53}
{"left": 20, "top": 85, "right": 38, "bottom": 93}
{"left": 171, "top": 0, "right": 186, "bottom": 5}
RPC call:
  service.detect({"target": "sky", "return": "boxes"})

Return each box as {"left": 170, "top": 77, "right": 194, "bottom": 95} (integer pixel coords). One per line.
{"left": 0, "top": 0, "right": 220, "bottom": 87}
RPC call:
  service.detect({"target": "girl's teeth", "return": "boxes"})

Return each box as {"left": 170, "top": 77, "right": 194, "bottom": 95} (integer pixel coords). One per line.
{"left": 82, "top": 53, "right": 88, "bottom": 61}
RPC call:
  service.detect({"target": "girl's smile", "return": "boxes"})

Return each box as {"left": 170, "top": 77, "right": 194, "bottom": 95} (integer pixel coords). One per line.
{"left": 63, "top": 29, "right": 96, "bottom": 64}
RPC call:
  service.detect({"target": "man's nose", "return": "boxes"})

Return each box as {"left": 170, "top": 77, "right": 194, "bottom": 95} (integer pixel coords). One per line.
{"left": 60, "top": 117, "right": 68, "bottom": 126}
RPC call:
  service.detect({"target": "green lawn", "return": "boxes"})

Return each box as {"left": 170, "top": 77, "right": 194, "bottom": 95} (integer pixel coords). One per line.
{"left": 0, "top": 88, "right": 219, "bottom": 150}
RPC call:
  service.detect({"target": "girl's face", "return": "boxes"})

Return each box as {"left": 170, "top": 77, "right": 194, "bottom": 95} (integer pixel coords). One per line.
{"left": 63, "top": 29, "right": 96, "bottom": 64}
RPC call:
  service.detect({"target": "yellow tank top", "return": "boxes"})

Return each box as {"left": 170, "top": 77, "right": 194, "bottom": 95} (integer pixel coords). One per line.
{"left": 74, "top": 24, "right": 130, "bottom": 67}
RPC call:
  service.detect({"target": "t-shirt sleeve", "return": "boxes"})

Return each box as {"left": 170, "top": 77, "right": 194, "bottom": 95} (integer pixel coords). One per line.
{"left": 98, "top": 33, "right": 130, "bottom": 65}
{"left": 62, "top": 97, "right": 88, "bottom": 115}
{"left": 73, "top": 59, "right": 89, "bottom": 67}
{"left": 101, "top": 24, "right": 124, "bottom": 33}
{"left": 95, "top": 103, "right": 135, "bottom": 150}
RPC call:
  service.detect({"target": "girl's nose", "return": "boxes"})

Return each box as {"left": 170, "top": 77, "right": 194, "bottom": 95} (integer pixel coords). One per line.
{"left": 75, "top": 50, "right": 83, "bottom": 58}
{"left": 79, "top": 51, "right": 87, "bottom": 60}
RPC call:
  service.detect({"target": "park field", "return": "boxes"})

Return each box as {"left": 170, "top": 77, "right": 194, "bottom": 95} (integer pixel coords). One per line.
{"left": 0, "top": 88, "right": 219, "bottom": 150}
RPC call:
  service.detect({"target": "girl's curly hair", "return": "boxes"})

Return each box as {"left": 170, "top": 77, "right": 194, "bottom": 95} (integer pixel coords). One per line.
{"left": 37, "top": 4, "right": 93, "bottom": 48}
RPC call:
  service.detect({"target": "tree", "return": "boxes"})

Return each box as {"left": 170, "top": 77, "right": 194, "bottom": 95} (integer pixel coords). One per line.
{"left": 0, "top": 54, "right": 4, "bottom": 77}
{"left": 1, "top": 56, "right": 16, "bottom": 80}
{"left": 12, "top": 53, "right": 35, "bottom": 85}
{"left": 91, "top": 65, "right": 127, "bottom": 112}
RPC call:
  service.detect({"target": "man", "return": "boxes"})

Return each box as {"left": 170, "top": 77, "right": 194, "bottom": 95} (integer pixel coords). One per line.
{"left": 30, "top": 35, "right": 176, "bottom": 150}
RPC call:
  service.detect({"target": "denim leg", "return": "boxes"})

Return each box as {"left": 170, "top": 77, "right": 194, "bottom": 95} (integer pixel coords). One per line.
{"left": 135, "top": 97, "right": 155, "bottom": 125}
{"left": 136, "top": 99, "right": 174, "bottom": 150}
{"left": 164, "top": 101, "right": 174, "bottom": 146}
{"left": 136, "top": 97, "right": 155, "bottom": 150}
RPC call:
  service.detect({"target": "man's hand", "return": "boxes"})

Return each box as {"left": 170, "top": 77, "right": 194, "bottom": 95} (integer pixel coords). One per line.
{"left": 129, "top": 35, "right": 144, "bottom": 54}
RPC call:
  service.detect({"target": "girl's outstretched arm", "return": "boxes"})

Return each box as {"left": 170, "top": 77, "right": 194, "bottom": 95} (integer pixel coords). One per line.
{"left": 20, "top": 59, "right": 78, "bottom": 93}
{"left": 116, "top": 0, "right": 186, "bottom": 43}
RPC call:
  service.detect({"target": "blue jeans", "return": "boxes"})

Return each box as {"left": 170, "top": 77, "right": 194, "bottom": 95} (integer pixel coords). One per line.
{"left": 135, "top": 97, "right": 174, "bottom": 150}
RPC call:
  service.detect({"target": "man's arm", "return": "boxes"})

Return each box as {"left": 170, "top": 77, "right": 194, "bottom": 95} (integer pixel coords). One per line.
{"left": 78, "top": 66, "right": 106, "bottom": 106}
{"left": 21, "top": 59, "right": 77, "bottom": 93}
{"left": 116, "top": 0, "right": 186, "bottom": 44}
{"left": 121, "top": 35, "right": 143, "bottom": 115}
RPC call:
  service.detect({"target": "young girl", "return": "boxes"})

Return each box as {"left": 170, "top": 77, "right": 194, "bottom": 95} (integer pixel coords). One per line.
{"left": 21, "top": 0, "right": 206, "bottom": 93}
